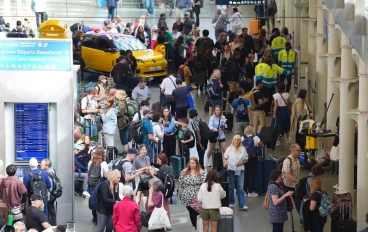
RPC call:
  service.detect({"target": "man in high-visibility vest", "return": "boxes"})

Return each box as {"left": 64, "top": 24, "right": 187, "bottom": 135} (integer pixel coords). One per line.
{"left": 278, "top": 42, "right": 295, "bottom": 92}
{"left": 271, "top": 31, "right": 287, "bottom": 64}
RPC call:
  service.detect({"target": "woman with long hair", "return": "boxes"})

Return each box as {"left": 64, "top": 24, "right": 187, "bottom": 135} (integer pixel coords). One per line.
{"left": 101, "top": 97, "right": 118, "bottom": 148}
{"left": 256, "top": 29, "right": 269, "bottom": 57}
{"left": 272, "top": 82, "right": 292, "bottom": 147}
{"left": 197, "top": 170, "right": 226, "bottom": 232}
{"left": 132, "top": 144, "right": 151, "bottom": 206}
{"left": 223, "top": 135, "right": 248, "bottom": 210}
{"left": 290, "top": 89, "right": 313, "bottom": 152}
{"left": 96, "top": 170, "right": 121, "bottom": 232}
{"left": 155, "top": 153, "right": 172, "bottom": 221}
{"left": 178, "top": 157, "right": 205, "bottom": 231}
{"left": 282, "top": 27, "right": 292, "bottom": 42}
{"left": 116, "top": 90, "right": 132, "bottom": 151}
{"left": 0, "top": 203, "right": 11, "bottom": 231}
{"left": 267, "top": 170, "right": 294, "bottom": 232}
{"left": 258, "top": 48, "right": 272, "bottom": 64}
{"left": 220, "top": 44, "right": 232, "bottom": 61}
{"left": 161, "top": 107, "right": 176, "bottom": 162}
{"left": 72, "top": 30, "right": 84, "bottom": 51}
{"left": 214, "top": 32, "right": 228, "bottom": 63}
{"left": 229, "top": 35, "right": 240, "bottom": 53}
{"left": 136, "top": 26, "right": 145, "bottom": 44}
{"left": 206, "top": 105, "right": 227, "bottom": 167}
{"left": 173, "top": 36, "right": 189, "bottom": 71}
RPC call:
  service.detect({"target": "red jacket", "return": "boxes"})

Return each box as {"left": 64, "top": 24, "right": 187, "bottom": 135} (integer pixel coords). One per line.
{"left": 113, "top": 196, "right": 141, "bottom": 232}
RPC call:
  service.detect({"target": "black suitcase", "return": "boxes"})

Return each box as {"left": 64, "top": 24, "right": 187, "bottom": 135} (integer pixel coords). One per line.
{"left": 217, "top": 215, "right": 233, "bottom": 231}
{"left": 336, "top": 221, "right": 357, "bottom": 232}
{"left": 260, "top": 126, "right": 279, "bottom": 150}
{"left": 211, "top": 148, "right": 223, "bottom": 170}
{"left": 223, "top": 112, "right": 234, "bottom": 132}
{"left": 220, "top": 181, "right": 229, "bottom": 207}
{"left": 170, "top": 145, "right": 186, "bottom": 179}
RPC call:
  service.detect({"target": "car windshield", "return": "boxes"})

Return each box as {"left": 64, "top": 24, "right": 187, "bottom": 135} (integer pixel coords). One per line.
{"left": 113, "top": 37, "right": 147, "bottom": 51}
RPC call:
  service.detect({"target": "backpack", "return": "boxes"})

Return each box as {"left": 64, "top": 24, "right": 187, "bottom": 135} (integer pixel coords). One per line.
{"left": 276, "top": 157, "right": 292, "bottom": 171}
{"left": 188, "top": 130, "right": 195, "bottom": 148}
{"left": 194, "top": 61, "right": 203, "bottom": 72}
{"left": 131, "top": 113, "right": 143, "bottom": 143}
{"left": 235, "top": 98, "right": 248, "bottom": 118}
{"left": 112, "top": 159, "right": 131, "bottom": 184}
{"left": 47, "top": 172, "right": 63, "bottom": 201}
{"left": 242, "top": 136, "right": 256, "bottom": 158}
{"left": 195, "top": 119, "right": 213, "bottom": 141}
{"left": 177, "top": 65, "right": 185, "bottom": 79}
{"left": 294, "top": 175, "right": 312, "bottom": 199}
{"left": 317, "top": 191, "right": 334, "bottom": 217}
{"left": 89, "top": 181, "right": 109, "bottom": 210}
{"left": 244, "top": 89, "right": 260, "bottom": 110}
{"left": 176, "top": 0, "right": 187, "bottom": 9}
{"left": 29, "top": 171, "right": 48, "bottom": 199}
{"left": 88, "top": 163, "right": 101, "bottom": 187}
{"left": 84, "top": 81, "right": 100, "bottom": 93}
{"left": 125, "top": 98, "right": 139, "bottom": 120}
{"left": 206, "top": 79, "right": 220, "bottom": 99}
{"left": 161, "top": 167, "right": 175, "bottom": 198}
{"left": 197, "top": 37, "right": 213, "bottom": 57}
{"left": 79, "top": 95, "right": 89, "bottom": 117}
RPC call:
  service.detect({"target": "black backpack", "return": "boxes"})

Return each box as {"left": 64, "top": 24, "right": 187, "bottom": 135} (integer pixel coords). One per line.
{"left": 131, "top": 113, "right": 143, "bottom": 143}
{"left": 161, "top": 167, "right": 175, "bottom": 198}
{"left": 112, "top": 159, "right": 131, "bottom": 184}
{"left": 294, "top": 175, "right": 313, "bottom": 199}
{"left": 188, "top": 130, "right": 195, "bottom": 148}
{"left": 29, "top": 171, "right": 48, "bottom": 199}
{"left": 196, "top": 119, "right": 214, "bottom": 142}
{"left": 88, "top": 163, "right": 101, "bottom": 187}
{"left": 47, "top": 172, "right": 63, "bottom": 201}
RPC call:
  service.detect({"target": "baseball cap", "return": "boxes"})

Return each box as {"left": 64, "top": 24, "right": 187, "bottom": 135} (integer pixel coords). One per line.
{"left": 30, "top": 193, "right": 43, "bottom": 201}
{"left": 143, "top": 109, "right": 153, "bottom": 115}
{"left": 128, "top": 148, "right": 139, "bottom": 156}
{"left": 74, "top": 143, "right": 81, "bottom": 150}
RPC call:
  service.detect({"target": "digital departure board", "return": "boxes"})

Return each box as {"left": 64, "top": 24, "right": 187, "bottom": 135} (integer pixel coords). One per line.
{"left": 15, "top": 103, "right": 49, "bottom": 161}
{"left": 215, "top": 0, "right": 265, "bottom": 5}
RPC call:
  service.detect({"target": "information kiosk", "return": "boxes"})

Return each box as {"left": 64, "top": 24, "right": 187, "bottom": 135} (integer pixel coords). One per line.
{"left": 0, "top": 38, "right": 75, "bottom": 224}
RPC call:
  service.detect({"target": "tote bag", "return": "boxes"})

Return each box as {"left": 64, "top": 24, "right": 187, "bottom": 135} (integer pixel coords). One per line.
{"left": 148, "top": 194, "right": 171, "bottom": 230}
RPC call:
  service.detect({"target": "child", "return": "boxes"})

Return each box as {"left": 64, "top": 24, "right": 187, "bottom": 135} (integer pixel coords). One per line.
{"left": 177, "top": 118, "right": 194, "bottom": 163}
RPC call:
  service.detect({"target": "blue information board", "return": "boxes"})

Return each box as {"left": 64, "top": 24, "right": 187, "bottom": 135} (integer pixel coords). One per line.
{"left": 15, "top": 103, "right": 49, "bottom": 161}
{"left": 216, "top": 0, "right": 265, "bottom": 5}
{"left": 0, "top": 40, "right": 72, "bottom": 71}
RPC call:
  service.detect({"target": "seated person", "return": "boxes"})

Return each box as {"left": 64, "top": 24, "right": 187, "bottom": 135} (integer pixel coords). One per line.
{"left": 25, "top": 194, "right": 52, "bottom": 232}
{"left": 74, "top": 143, "right": 90, "bottom": 198}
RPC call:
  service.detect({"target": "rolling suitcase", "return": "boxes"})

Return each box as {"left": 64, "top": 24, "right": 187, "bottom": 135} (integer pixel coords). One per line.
{"left": 170, "top": 145, "right": 187, "bottom": 179}
{"left": 211, "top": 148, "right": 223, "bottom": 170}
{"left": 249, "top": 16, "right": 260, "bottom": 34}
{"left": 254, "top": 157, "right": 264, "bottom": 194}
{"left": 216, "top": 167, "right": 229, "bottom": 207}
{"left": 260, "top": 123, "right": 279, "bottom": 150}
{"left": 332, "top": 192, "right": 356, "bottom": 232}
{"left": 197, "top": 216, "right": 203, "bottom": 232}
{"left": 220, "top": 181, "right": 229, "bottom": 207}
{"left": 262, "top": 146, "right": 276, "bottom": 193}
{"left": 217, "top": 215, "right": 234, "bottom": 232}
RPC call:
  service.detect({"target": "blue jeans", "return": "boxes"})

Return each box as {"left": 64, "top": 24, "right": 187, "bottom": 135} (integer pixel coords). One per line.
{"left": 43, "top": 200, "right": 48, "bottom": 220}
{"left": 228, "top": 170, "right": 246, "bottom": 207}
{"left": 147, "top": 146, "right": 153, "bottom": 164}
{"left": 83, "top": 119, "right": 97, "bottom": 138}
{"left": 96, "top": 212, "right": 113, "bottom": 232}
{"left": 107, "top": 6, "right": 115, "bottom": 21}
{"left": 119, "top": 125, "right": 132, "bottom": 145}
{"left": 272, "top": 222, "right": 284, "bottom": 232}
{"left": 146, "top": 0, "right": 154, "bottom": 15}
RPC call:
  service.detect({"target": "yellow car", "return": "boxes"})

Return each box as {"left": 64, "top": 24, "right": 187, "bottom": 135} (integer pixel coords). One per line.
{"left": 81, "top": 33, "right": 167, "bottom": 78}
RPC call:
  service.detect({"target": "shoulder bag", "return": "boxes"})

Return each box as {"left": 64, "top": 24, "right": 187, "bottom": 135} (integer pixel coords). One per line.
{"left": 279, "top": 93, "right": 292, "bottom": 113}
{"left": 211, "top": 117, "right": 221, "bottom": 139}
{"left": 148, "top": 194, "right": 171, "bottom": 230}
{"left": 212, "top": 15, "right": 221, "bottom": 28}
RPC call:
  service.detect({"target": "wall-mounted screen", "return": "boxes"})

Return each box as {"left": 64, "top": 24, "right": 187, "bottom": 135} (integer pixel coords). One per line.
{"left": 14, "top": 165, "right": 41, "bottom": 182}
{"left": 15, "top": 103, "right": 49, "bottom": 161}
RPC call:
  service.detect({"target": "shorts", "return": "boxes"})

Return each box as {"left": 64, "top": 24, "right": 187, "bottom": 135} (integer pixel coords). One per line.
{"left": 209, "top": 138, "right": 226, "bottom": 144}
{"left": 137, "top": 182, "right": 149, "bottom": 191}
{"left": 199, "top": 208, "right": 220, "bottom": 221}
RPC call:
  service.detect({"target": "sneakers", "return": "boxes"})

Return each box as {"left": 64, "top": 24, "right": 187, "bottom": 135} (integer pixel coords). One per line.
{"left": 333, "top": 184, "right": 339, "bottom": 189}
{"left": 244, "top": 193, "right": 248, "bottom": 197}
{"left": 285, "top": 137, "right": 291, "bottom": 144}
{"left": 248, "top": 192, "right": 259, "bottom": 198}
{"left": 240, "top": 206, "right": 248, "bottom": 211}
{"left": 82, "top": 191, "right": 91, "bottom": 198}
{"left": 276, "top": 141, "right": 281, "bottom": 147}
{"left": 206, "top": 156, "right": 212, "bottom": 167}
{"left": 229, "top": 204, "right": 234, "bottom": 208}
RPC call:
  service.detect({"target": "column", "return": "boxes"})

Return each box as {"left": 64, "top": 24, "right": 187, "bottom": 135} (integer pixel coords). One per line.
{"left": 314, "top": 0, "right": 327, "bottom": 123}
{"left": 288, "top": 0, "right": 295, "bottom": 40}
{"left": 307, "top": 0, "right": 317, "bottom": 105}
{"left": 1, "top": 0, "right": 11, "bottom": 17}
{"left": 338, "top": 31, "right": 356, "bottom": 195}
{"left": 326, "top": 13, "right": 341, "bottom": 130}
{"left": 356, "top": 57, "right": 368, "bottom": 230}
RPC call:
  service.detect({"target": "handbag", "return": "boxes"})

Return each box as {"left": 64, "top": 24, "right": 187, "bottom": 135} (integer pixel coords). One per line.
{"left": 2, "top": 179, "right": 24, "bottom": 221}
{"left": 285, "top": 196, "right": 294, "bottom": 212}
{"left": 263, "top": 192, "right": 270, "bottom": 210}
{"left": 279, "top": 93, "right": 292, "bottom": 114}
{"left": 211, "top": 117, "right": 221, "bottom": 139}
{"left": 139, "top": 156, "right": 151, "bottom": 185}
{"left": 330, "top": 144, "right": 339, "bottom": 161}
{"left": 188, "top": 94, "right": 195, "bottom": 109}
{"left": 148, "top": 194, "right": 171, "bottom": 230}
{"left": 212, "top": 15, "right": 221, "bottom": 28}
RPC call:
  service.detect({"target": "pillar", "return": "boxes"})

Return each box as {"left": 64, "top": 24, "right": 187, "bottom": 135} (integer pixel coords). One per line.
{"left": 307, "top": 0, "right": 317, "bottom": 106}
{"left": 338, "top": 32, "right": 356, "bottom": 195}
{"left": 289, "top": 0, "right": 295, "bottom": 40}
{"left": 1, "top": 0, "right": 11, "bottom": 17}
{"left": 356, "top": 57, "right": 368, "bottom": 230}
{"left": 326, "top": 13, "right": 341, "bottom": 130}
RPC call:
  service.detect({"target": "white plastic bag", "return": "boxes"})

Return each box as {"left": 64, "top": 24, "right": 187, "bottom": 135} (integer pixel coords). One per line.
{"left": 330, "top": 145, "right": 339, "bottom": 161}
{"left": 220, "top": 207, "right": 233, "bottom": 216}
{"left": 148, "top": 194, "right": 171, "bottom": 230}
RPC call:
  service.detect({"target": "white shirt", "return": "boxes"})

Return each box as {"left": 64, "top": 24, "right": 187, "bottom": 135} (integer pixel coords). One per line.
{"left": 197, "top": 183, "right": 226, "bottom": 209}
{"left": 160, "top": 76, "right": 177, "bottom": 95}
{"left": 173, "top": 31, "right": 182, "bottom": 40}
{"left": 273, "top": 92, "right": 290, "bottom": 107}
{"left": 81, "top": 95, "right": 98, "bottom": 119}
{"left": 88, "top": 161, "right": 109, "bottom": 177}
{"left": 241, "top": 135, "right": 261, "bottom": 146}
{"left": 224, "top": 146, "right": 248, "bottom": 171}
{"left": 132, "top": 110, "right": 144, "bottom": 121}
{"left": 152, "top": 122, "right": 163, "bottom": 142}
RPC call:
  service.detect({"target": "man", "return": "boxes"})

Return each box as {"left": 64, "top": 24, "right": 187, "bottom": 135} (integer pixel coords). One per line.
{"left": 176, "top": 0, "right": 192, "bottom": 18}
{"left": 111, "top": 57, "right": 131, "bottom": 90}
{"left": 189, "top": 109, "right": 208, "bottom": 169}
{"left": 163, "top": 26, "right": 174, "bottom": 52}
{"left": 207, "top": 69, "right": 223, "bottom": 117}
{"left": 239, "top": 27, "right": 255, "bottom": 54}
{"left": 282, "top": 144, "right": 301, "bottom": 217}
{"left": 133, "top": 100, "right": 150, "bottom": 121}
{"left": 132, "top": 78, "right": 151, "bottom": 104}
{"left": 183, "top": 12, "right": 195, "bottom": 41}
{"left": 106, "top": 0, "right": 118, "bottom": 21}
{"left": 158, "top": 13, "right": 168, "bottom": 30}
{"left": 271, "top": 30, "right": 287, "bottom": 63}
{"left": 360, "top": 213, "right": 368, "bottom": 232}
{"left": 13, "top": 221, "right": 26, "bottom": 232}
{"left": 120, "top": 148, "right": 143, "bottom": 189}
{"left": 142, "top": 110, "right": 156, "bottom": 161}
{"left": 41, "top": 158, "right": 57, "bottom": 226}
{"left": 278, "top": 42, "right": 295, "bottom": 92}
{"left": 194, "top": 29, "right": 214, "bottom": 57}
{"left": 251, "top": 79, "right": 268, "bottom": 133}
{"left": 232, "top": 87, "right": 252, "bottom": 136}
{"left": 96, "top": 75, "right": 107, "bottom": 102}
{"left": 23, "top": 158, "right": 52, "bottom": 217}
{"left": 172, "top": 78, "right": 196, "bottom": 118}
{"left": 81, "top": 88, "right": 99, "bottom": 139}
{"left": 0, "top": 165, "right": 27, "bottom": 218}
{"left": 25, "top": 194, "right": 53, "bottom": 232}
{"left": 160, "top": 70, "right": 177, "bottom": 116}
{"left": 73, "top": 143, "right": 90, "bottom": 198}
{"left": 31, "top": 0, "right": 47, "bottom": 28}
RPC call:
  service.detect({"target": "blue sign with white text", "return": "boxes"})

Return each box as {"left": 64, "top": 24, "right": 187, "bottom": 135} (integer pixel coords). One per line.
{"left": 0, "top": 40, "right": 72, "bottom": 71}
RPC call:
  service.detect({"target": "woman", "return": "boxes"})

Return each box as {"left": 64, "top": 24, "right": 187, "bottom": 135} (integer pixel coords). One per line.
{"left": 155, "top": 153, "right": 171, "bottom": 220}
{"left": 207, "top": 105, "right": 227, "bottom": 166}
{"left": 229, "top": 7, "right": 242, "bottom": 35}
{"left": 133, "top": 144, "right": 152, "bottom": 206}
{"left": 256, "top": 29, "right": 268, "bottom": 57}
{"left": 258, "top": 48, "right": 272, "bottom": 64}
{"left": 212, "top": 10, "right": 229, "bottom": 43}
{"left": 173, "top": 36, "right": 189, "bottom": 71}
{"left": 223, "top": 135, "right": 248, "bottom": 210}
{"left": 272, "top": 82, "right": 292, "bottom": 147}
{"left": 197, "top": 170, "right": 226, "bottom": 232}
{"left": 88, "top": 147, "right": 109, "bottom": 224}
{"left": 303, "top": 175, "right": 327, "bottom": 232}
{"left": 243, "top": 126, "right": 264, "bottom": 198}
{"left": 162, "top": 107, "right": 176, "bottom": 162}
{"left": 267, "top": 170, "right": 294, "bottom": 232}
{"left": 96, "top": 170, "right": 121, "bottom": 232}
{"left": 291, "top": 89, "right": 313, "bottom": 152}
{"left": 116, "top": 90, "right": 132, "bottom": 151}
{"left": 152, "top": 112, "right": 164, "bottom": 157}
{"left": 214, "top": 32, "right": 228, "bottom": 63}
{"left": 229, "top": 35, "right": 240, "bottom": 53}
{"left": 282, "top": 27, "right": 292, "bottom": 42}
{"left": 80, "top": 134, "right": 94, "bottom": 156}
{"left": 147, "top": 178, "right": 165, "bottom": 232}
{"left": 0, "top": 203, "right": 11, "bottom": 232}
{"left": 126, "top": 50, "right": 137, "bottom": 72}
{"left": 136, "top": 26, "right": 146, "bottom": 44}
{"left": 192, "top": 57, "right": 206, "bottom": 96}
{"left": 72, "top": 30, "right": 84, "bottom": 51}
{"left": 241, "top": 53, "right": 256, "bottom": 93}
{"left": 178, "top": 157, "right": 205, "bottom": 231}
{"left": 101, "top": 97, "right": 118, "bottom": 148}
{"left": 220, "top": 44, "right": 232, "bottom": 61}
{"left": 172, "top": 26, "right": 181, "bottom": 41}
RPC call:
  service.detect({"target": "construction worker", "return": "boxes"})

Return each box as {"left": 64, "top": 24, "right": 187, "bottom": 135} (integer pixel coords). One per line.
{"left": 278, "top": 42, "right": 295, "bottom": 92}
{"left": 271, "top": 31, "right": 287, "bottom": 64}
